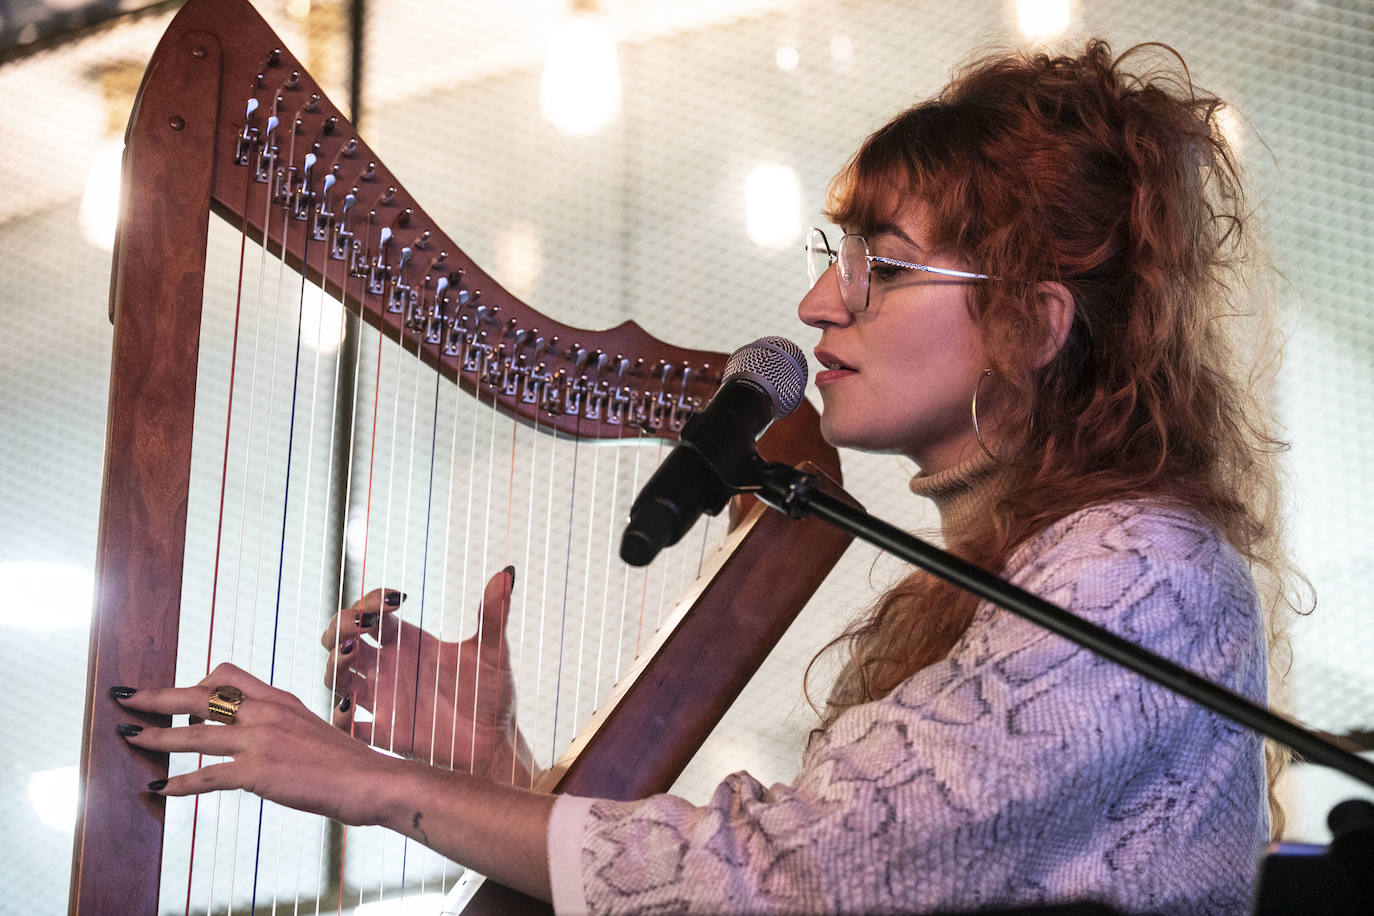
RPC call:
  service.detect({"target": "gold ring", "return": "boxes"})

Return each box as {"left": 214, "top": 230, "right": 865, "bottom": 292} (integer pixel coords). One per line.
{"left": 207, "top": 685, "right": 244, "bottom": 724}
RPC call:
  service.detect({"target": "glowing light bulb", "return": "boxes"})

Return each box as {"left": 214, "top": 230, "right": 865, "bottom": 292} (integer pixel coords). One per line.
{"left": 299, "top": 282, "right": 348, "bottom": 355}
{"left": 0, "top": 561, "right": 92, "bottom": 629}
{"left": 78, "top": 140, "right": 123, "bottom": 253}
{"left": 29, "top": 766, "right": 78, "bottom": 831}
{"left": 745, "top": 163, "right": 802, "bottom": 251}
{"left": 540, "top": 12, "right": 622, "bottom": 137}
{"left": 1017, "top": 0, "right": 1070, "bottom": 39}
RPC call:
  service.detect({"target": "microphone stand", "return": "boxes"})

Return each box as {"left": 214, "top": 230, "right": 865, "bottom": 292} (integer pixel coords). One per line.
{"left": 746, "top": 461, "right": 1374, "bottom": 789}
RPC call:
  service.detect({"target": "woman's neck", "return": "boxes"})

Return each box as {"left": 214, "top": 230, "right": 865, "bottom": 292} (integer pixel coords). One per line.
{"left": 907, "top": 452, "right": 1000, "bottom": 544}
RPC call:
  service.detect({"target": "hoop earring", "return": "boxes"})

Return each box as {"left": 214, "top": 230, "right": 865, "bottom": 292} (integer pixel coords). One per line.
{"left": 971, "top": 368, "right": 998, "bottom": 461}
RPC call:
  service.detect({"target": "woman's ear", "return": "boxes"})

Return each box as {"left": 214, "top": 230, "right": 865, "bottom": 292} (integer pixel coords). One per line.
{"left": 1032, "top": 281, "right": 1075, "bottom": 368}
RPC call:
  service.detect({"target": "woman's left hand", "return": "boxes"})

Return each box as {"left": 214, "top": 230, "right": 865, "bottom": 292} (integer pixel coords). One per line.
{"left": 114, "top": 662, "right": 395, "bottom": 827}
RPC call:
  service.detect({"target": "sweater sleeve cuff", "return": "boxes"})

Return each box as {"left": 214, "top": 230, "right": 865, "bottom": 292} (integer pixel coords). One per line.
{"left": 548, "top": 794, "right": 595, "bottom": 916}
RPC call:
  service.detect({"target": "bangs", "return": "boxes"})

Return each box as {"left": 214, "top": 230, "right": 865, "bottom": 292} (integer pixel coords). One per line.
{"left": 822, "top": 102, "right": 973, "bottom": 254}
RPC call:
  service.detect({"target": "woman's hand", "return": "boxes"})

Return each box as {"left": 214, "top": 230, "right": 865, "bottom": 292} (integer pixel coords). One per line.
{"left": 320, "top": 567, "right": 533, "bottom": 783}
{"left": 112, "top": 663, "right": 557, "bottom": 901}
{"left": 114, "top": 663, "right": 393, "bottom": 827}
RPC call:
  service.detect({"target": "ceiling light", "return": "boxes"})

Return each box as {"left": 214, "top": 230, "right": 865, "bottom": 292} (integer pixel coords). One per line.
{"left": 540, "top": 3, "right": 622, "bottom": 137}
{"left": 1017, "top": 0, "right": 1070, "bottom": 39}
{"left": 0, "top": 561, "right": 92, "bottom": 629}
{"left": 745, "top": 162, "right": 802, "bottom": 251}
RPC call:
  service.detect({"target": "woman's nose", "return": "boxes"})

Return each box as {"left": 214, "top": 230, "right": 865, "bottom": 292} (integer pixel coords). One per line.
{"left": 798, "top": 266, "right": 853, "bottom": 329}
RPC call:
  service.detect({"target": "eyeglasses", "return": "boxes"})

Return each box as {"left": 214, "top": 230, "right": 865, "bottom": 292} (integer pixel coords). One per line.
{"left": 805, "top": 227, "right": 989, "bottom": 314}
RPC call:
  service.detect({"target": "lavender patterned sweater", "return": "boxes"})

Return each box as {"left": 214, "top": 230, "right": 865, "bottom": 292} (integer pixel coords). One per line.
{"left": 546, "top": 467, "right": 1269, "bottom": 915}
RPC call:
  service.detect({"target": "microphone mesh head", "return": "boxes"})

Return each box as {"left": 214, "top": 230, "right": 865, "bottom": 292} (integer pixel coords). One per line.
{"left": 722, "top": 336, "right": 808, "bottom": 419}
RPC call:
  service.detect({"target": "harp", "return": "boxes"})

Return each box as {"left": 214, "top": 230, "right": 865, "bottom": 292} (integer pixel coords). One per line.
{"left": 69, "top": 1, "right": 850, "bottom": 913}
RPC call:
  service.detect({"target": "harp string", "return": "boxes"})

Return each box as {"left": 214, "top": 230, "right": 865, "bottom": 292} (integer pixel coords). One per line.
{"left": 395, "top": 331, "right": 446, "bottom": 895}
{"left": 181, "top": 154, "right": 258, "bottom": 916}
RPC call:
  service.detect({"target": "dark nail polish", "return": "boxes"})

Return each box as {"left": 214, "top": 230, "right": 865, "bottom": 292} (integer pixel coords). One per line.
{"left": 116, "top": 723, "right": 143, "bottom": 737}
{"left": 338, "top": 695, "right": 352, "bottom": 713}
{"left": 340, "top": 637, "right": 356, "bottom": 655}
{"left": 147, "top": 779, "right": 167, "bottom": 792}
{"left": 356, "top": 612, "right": 379, "bottom": 628}
{"left": 504, "top": 565, "right": 516, "bottom": 587}
{"left": 109, "top": 686, "right": 137, "bottom": 700}
{"left": 384, "top": 590, "right": 405, "bottom": 607}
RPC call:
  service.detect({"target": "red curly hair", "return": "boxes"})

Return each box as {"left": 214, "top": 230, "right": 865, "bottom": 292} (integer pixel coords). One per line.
{"left": 814, "top": 40, "right": 1305, "bottom": 836}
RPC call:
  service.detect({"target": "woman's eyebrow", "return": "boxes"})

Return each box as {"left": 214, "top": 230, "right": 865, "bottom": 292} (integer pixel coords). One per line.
{"left": 871, "top": 222, "right": 928, "bottom": 256}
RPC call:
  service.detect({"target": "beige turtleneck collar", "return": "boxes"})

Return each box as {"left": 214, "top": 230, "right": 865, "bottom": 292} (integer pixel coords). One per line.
{"left": 907, "top": 451, "right": 1001, "bottom": 544}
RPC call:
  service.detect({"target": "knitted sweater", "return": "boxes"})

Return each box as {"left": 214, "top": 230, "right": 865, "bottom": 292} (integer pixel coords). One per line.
{"left": 546, "top": 465, "right": 1269, "bottom": 915}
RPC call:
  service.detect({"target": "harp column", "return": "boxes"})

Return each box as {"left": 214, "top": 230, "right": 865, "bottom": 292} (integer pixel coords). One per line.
{"left": 69, "top": 29, "right": 223, "bottom": 916}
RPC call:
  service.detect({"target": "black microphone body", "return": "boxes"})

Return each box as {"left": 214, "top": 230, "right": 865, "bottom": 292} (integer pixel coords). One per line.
{"left": 620, "top": 337, "right": 806, "bottom": 567}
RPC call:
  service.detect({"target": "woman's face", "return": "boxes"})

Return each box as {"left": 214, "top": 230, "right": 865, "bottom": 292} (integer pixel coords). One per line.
{"left": 798, "top": 202, "right": 994, "bottom": 473}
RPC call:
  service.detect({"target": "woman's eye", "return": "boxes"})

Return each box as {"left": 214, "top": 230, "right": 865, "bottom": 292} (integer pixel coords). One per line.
{"left": 871, "top": 263, "right": 905, "bottom": 281}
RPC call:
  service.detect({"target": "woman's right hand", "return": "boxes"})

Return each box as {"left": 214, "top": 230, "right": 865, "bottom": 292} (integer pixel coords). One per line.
{"left": 320, "top": 567, "right": 534, "bottom": 784}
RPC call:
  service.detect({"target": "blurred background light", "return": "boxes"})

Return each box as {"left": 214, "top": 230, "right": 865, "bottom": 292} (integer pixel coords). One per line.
{"left": 77, "top": 139, "right": 121, "bottom": 252}
{"left": 539, "top": 3, "right": 622, "bottom": 136}
{"left": 0, "top": 561, "right": 93, "bottom": 629}
{"left": 28, "top": 765, "right": 78, "bottom": 832}
{"left": 745, "top": 162, "right": 802, "bottom": 250}
{"left": 1017, "top": 0, "right": 1071, "bottom": 39}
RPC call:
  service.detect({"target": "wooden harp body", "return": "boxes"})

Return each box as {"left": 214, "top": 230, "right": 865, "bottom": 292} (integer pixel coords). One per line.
{"left": 70, "top": 1, "right": 851, "bottom": 912}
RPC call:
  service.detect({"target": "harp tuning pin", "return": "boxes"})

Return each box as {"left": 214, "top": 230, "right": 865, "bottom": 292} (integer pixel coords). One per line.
{"left": 534, "top": 336, "right": 548, "bottom": 354}
{"left": 361, "top": 161, "right": 376, "bottom": 181}
{"left": 413, "top": 230, "right": 431, "bottom": 249}
{"left": 399, "top": 247, "right": 412, "bottom": 268}
{"left": 380, "top": 186, "right": 395, "bottom": 204}
{"left": 342, "top": 137, "right": 358, "bottom": 156}
{"left": 435, "top": 276, "right": 449, "bottom": 297}
{"left": 433, "top": 250, "right": 448, "bottom": 267}
{"left": 398, "top": 207, "right": 411, "bottom": 226}
{"left": 572, "top": 345, "right": 588, "bottom": 368}
{"left": 595, "top": 350, "right": 610, "bottom": 371}
{"left": 293, "top": 115, "right": 303, "bottom": 133}
{"left": 245, "top": 97, "right": 259, "bottom": 119}
{"left": 254, "top": 72, "right": 265, "bottom": 89}
{"left": 379, "top": 227, "right": 393, "bottom": 247}
{"left": 285, "top": 70, "right": 300, "bottom": 89}
{"left": 267, "top": 48, "right": 281, "bottom": 67}
{"left": 615, "top": 356, "right": 630, "bottom": 376}
{"left": 323, "top": 115, "right": 338, "bottom": 135}
{"left": 305, "top": 93, "right": 319, "bottom": 111}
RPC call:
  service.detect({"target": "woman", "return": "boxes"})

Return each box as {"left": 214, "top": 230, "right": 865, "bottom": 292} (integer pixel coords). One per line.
{"left": 114, "top": 40, "right": 1298, "bottom": 914}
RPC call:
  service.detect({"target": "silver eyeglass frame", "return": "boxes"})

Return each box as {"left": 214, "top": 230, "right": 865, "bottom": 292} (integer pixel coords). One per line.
{"left": 806, "top": 226, "right": 990, "bottom": 314}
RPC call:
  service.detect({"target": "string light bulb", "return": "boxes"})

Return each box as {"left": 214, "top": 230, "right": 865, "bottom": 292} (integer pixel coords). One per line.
{"left": 540, "top": 0, "right": 622, "bottom": 136}
{"left": 1017, "top": 0, "right": 1071, "bottom": 39}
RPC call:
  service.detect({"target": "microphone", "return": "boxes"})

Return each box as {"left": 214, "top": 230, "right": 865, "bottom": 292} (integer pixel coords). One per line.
{"left": 620, "top": 336, "right": 808, "bottom": 567}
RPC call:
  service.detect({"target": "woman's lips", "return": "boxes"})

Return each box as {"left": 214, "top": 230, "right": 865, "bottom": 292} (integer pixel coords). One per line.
{"left": 815, "top": 366, "right": 856, "bottom": 386}
{"left": 814, "top": 351, "right": 855, "bottom": 386}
